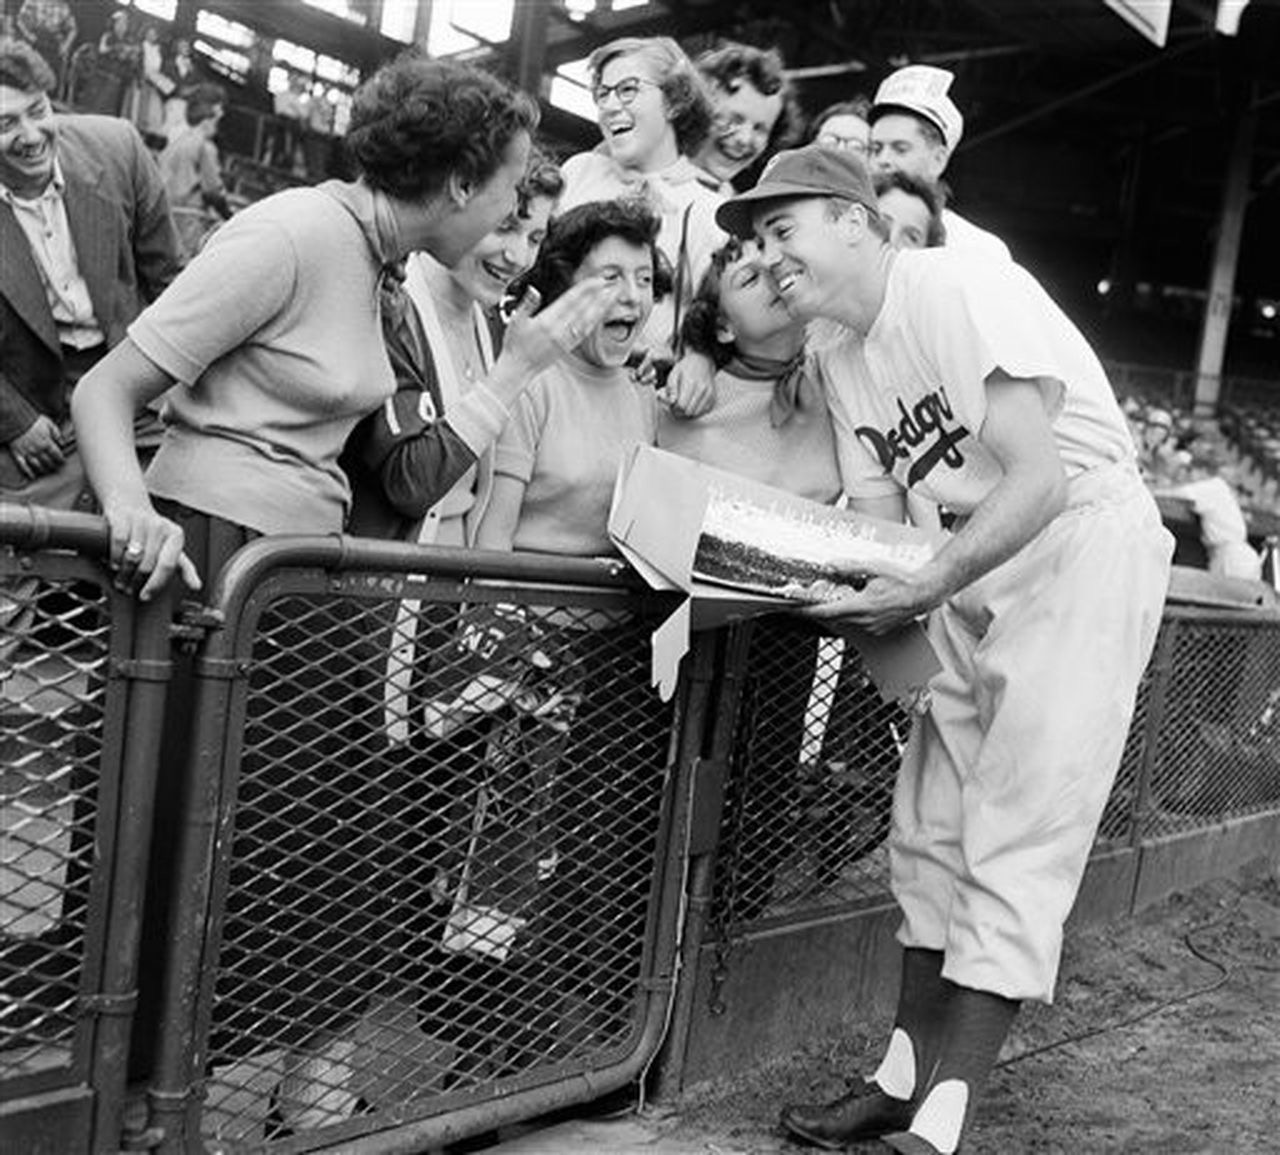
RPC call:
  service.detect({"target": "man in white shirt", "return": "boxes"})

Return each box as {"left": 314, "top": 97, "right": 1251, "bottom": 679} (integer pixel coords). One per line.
{"left": 868, "top": 63, "right": 1010, "bottom": 263}
{"left": 0, "top": 37, "right": 179, "bottom": 512}
{"left": 716, "top": 145, "right": 1171, "bottom": 1155}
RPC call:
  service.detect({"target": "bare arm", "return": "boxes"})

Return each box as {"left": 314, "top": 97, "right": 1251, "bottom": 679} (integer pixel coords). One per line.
{"left": 473, "top": 474, "right": 526, "bottom": 553}
{"left": 810, "top": 373, "right": 1066, "bottom": 632}
{"left": 70, "top": 337, "right": 200, "bottom": 600}
{"left": 658, "top": 349, "right": 718, "bottom": 418}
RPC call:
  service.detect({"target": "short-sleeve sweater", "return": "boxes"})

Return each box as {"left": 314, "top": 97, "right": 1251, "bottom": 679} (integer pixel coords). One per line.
{"left": 133, "top": 181, "right": 396, "bottom": 535}
{"left": 819, "top": 247, "right": 1136, "bottom": 513}
{"left": 493, "top": 355, "right": 658, "bottom": 557}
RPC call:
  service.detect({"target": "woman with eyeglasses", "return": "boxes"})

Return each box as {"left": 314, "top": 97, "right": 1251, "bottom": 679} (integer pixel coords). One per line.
{"left": 558, "top": 36, "right": 725, "bottom": 375}
{"left": 809, "top": 96, "right": 873, "bottom": 155}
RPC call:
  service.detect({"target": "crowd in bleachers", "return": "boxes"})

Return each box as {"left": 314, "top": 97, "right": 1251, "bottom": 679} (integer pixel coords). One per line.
{"left": 3, "top": 20, "right": 1278, "bottom": 1150}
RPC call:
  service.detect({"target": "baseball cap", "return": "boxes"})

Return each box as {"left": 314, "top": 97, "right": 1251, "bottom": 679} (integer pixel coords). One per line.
{"left": 715, "top": 144, "right": 878, "bottom": 239}
{"left": 869, "top": 64, "right": 964, "bottom": 153}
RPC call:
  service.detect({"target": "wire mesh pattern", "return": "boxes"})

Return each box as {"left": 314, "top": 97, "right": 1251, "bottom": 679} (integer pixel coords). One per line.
{"left": 1097, "top": 657, "right": 1155, "bottom": 846}
{"left": 1, "top": 573, "right": 108, "bottom": 1076}
{"left": 1142, "top": 618, "right": 1280, "bottom": 836}
{"left": 196, "top": 588, "right": 675, "bottom": 1148}
{"left": 710, "top": 618, "right": 908, "bottom": 935}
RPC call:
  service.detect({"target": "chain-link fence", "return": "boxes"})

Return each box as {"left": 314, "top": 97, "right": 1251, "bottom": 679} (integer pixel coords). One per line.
{"left": 1138, "top": 608, "right": 1280, "bottom": 836}
{"left": 2, "top": 510, "right": 173, "bottom": 1154}
{"left": 137, "top": 540, "right": 696, "bottom": 1154}
{"left": 705, "top": 605, "right": 1280, "bottom": 943}
{"left": 4, "top": 509, "right": 1280, "bottom": 1154}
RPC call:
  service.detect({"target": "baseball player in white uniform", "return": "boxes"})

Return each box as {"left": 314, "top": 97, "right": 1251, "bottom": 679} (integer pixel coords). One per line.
{"left": 715, "top": 146, "right": 1173, "bottom": 1155}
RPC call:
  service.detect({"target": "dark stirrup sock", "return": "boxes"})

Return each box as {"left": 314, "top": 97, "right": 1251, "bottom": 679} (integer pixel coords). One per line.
{"left": 869, "top": 947, "right": 948, "bottom": 1100}
{"left": 898, "top": 983, "right": 1020, "bottom": 1154}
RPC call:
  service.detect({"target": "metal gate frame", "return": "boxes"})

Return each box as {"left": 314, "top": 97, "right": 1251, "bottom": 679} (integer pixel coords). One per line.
{"left": 141, "top": 535, "right": 711, "bottom": 1154}
{"left": 1, "top": 507, "right": 174, "bottom": 1155}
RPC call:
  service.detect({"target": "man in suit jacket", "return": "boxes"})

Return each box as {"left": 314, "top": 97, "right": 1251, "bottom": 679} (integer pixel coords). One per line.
{"left": 0, "top": 36, "right": 180, "bottom": 512}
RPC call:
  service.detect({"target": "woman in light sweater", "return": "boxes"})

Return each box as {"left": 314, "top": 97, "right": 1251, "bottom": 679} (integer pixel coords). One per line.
{"left": 473, "top": 199, "right": 671, "bottom": 1042}
{"left": 69, "top": 54, "right": 599, "bottom": 1100}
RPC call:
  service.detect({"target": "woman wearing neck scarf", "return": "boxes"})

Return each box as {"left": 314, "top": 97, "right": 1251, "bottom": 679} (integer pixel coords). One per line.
{"left": 658, "top": 237, "right": 840, "bottom": 922}
{"left": 558, "top": 36, "right": 726, "bottom": 373}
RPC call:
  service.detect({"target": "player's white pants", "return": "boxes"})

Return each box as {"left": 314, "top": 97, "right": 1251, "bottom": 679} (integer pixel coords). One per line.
{"left": 890, "top": 462, "right": 1173, "bottom": 1002}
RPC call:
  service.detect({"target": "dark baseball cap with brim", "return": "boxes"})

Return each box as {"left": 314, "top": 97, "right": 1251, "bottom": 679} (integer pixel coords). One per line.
{"left": 715, "top": 144, "right": 880, "bottom": 239}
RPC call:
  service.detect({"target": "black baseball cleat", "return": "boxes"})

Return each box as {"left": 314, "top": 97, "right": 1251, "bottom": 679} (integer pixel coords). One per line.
{"left": 779, "top": 1083, "right": 915, "bottom": 1149}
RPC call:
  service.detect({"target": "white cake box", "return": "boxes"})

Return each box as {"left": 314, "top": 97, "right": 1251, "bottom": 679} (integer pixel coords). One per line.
{"left": 608, "top": 444, "right": 944, "bottom": 702}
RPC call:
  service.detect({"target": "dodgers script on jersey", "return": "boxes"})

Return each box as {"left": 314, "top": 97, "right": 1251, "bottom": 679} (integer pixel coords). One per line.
{"left": 818, "top": 248, "right": 1135, "bottom": 514}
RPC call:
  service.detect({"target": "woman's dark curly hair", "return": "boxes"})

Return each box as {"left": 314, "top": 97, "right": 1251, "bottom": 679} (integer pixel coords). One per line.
{"left": 874, "top": 169, "right": 948, "bottom": 247}
{"left": 589, "top": 37, "right": 714, "bottom": 158}
{"left": 809, "top": 96, "right": 873, "bottom": 142}
{"left": 511, "top": 199, "right": 673, "bottom": 308}
{"left": 0, "top": 37, "right": 56, "bottom": 94}
{"left": 696, "top": 43, "right": 803, "bottom": 153}
{"left": 516, "top": 148, "right": 565, "bottom": 216}
{"left": 679, "top": 237, "right": 755, "bottom": 368}
{"left": 345, "top": 53, "right": 539, "bottom": 201}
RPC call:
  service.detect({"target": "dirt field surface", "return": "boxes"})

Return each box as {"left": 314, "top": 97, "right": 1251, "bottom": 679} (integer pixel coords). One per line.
{"left": 491, "top": 856, "right": 1280, "bottom": 1154}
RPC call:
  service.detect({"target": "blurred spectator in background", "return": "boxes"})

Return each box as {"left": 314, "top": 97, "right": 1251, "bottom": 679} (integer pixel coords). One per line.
{"left": 809, "top": 95, "right": 872, "bottom": 155}
{"left": 94, "top": 7, "right": 139, "bottom": 119}
{"left": 159, "top": 82, "right": 231, "bottom": 262}
{"left": 160, "top": 36, "right": 201, "bottom": 139}
{"left": 301, "top": 81, "right": 334, "bottom": 178}
{"left": 14, "top": 0, "right": 76, "bottom": 98}
{"left": 1131, "top": 402, "right": 1264, "bottom": 581}
{"left": 868, "top": 64, "right": 1011, "bottom": 262}
{"left": 268, "top": 71, "right": 307, "bottom": 173}
{"left": 134, "top": 20, "right": 171, "bottom": 141}
{"left": 693, "top": 42, "right": 799, "bottom": 193}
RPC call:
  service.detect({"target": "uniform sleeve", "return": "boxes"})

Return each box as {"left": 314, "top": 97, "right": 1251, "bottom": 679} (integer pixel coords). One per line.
{"left": 910, "top": 256, "right": 1066, "bottom": 436}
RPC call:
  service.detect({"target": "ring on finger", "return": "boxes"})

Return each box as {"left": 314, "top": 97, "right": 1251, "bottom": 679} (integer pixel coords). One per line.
{"left": 124, "top": 540, "right": 144, "bottom": 558}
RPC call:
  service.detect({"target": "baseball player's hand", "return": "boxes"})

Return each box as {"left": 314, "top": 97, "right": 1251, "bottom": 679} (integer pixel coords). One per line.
{"left": 802, "top": 567, "right": 940, "bottom": 635}
{"left": 659, "top": 350, "right": 718, "bottom": 418}
{"left": 8, "top": 416, "right": 66, "bottom": 478}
